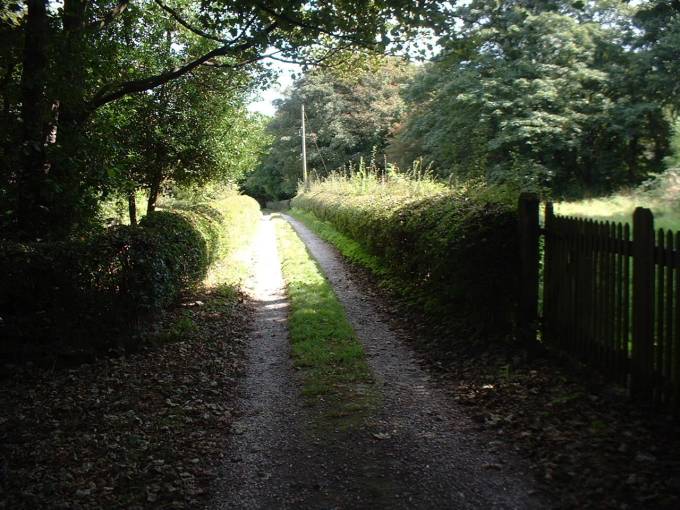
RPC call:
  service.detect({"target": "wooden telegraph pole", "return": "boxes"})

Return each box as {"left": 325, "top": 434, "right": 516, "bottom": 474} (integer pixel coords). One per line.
{"left": 301, "top": 104, "right": 308, "bottom": 191}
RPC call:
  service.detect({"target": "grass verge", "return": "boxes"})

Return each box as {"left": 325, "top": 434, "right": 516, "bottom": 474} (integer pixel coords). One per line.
{"left": 287, "top": 208, "right": 415, "bottom": 324}
{"left": 287, "top": 208, "right": 421, "bottom": 338}
{"left": 272, "top": 215, "right": 376, "bottom": 420}
{"left": 554, "top": 168, "right": 680, "bottom": 231}
{"left": 287, "top": 208, "right": 386, "bottom": 278}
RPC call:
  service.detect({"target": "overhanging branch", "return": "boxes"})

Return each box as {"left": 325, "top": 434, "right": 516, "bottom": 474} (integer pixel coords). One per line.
{"left": 153, "top": 0, "right": 227, "bottom": 44}
{"left": 87, "top": 23, "right": 277, "bottom": 112}
{"left": 256, "top": 3, "right": 375, "bottom": 46}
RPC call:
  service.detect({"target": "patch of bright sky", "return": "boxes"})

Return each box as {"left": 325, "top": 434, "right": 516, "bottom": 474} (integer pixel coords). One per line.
{"left": 247, "top": 58, "right": 300, "bottom": 117}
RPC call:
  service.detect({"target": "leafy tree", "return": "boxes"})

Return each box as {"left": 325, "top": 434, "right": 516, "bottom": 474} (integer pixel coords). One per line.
{"left": 632, "top": 0, "right": 680, "bottom": 111}
{"left": 1, "top": 0, "right": 442, "bottom": 239}
{"left": 100, "top": 73, "right": 270, "bottom": 223}
{"left": 244, "top": 57, "right": 416, "bottom": 200}
{"left": 389, "top": 0, "right": 672, "bottom": 197}
{"left": 103, "top": 78, "right": 227, "bottom": 218}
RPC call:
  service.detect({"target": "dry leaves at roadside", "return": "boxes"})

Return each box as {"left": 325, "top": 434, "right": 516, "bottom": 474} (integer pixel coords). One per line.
{"left": 363, "top": 276, "right": 680, "bottom": 510}
{"left": 431, "top": 341, "right": 680, "bottom": 510}
{"left": 0, "top": 286, "right": 251, "bottom": 510}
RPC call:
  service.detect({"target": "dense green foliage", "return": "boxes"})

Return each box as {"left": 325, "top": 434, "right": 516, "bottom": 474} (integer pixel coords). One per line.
{"left": 387, "top": 0, "right": 672, "bottom": 197}
{"left": 292, "top": 173, "right": 519, "bottom": 340}
{"left": 0, "top": 216, "right": 204, "bottom": 359}
{"left": 0, "top": 194, "right": 261, "bottom": 361}
{"left": 243, "top": 57, "right": 416, "bottom": 200}
{"left": 1, "top": 0, "right": 439, "bottom": 240}
{"left": 248, "top": 1, "right": 680, "bottom": 202}
{"left": 100, "top": 76, "right": 270, "bottom": 219}
{"left": 138, "top": 211, "right": 210, "bottom": 291}
{"left": 633, "top": 0, "right": 680, "bottom": 112}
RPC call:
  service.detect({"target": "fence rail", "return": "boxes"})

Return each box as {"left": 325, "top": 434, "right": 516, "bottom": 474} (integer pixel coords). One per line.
{"left": 518, "top": 194, "right": 680, "bottom": 408}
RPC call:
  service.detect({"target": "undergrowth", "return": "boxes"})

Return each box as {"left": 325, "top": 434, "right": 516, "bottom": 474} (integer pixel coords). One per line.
{"left": 555, "top": 168, "right": 680, "bottom": 231}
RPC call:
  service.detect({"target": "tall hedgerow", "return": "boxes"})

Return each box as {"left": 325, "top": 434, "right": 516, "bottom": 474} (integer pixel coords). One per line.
{"left": 292, "top": 168, "right": 519, "bottom": 342}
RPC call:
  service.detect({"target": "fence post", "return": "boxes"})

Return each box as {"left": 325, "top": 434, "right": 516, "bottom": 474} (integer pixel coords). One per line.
{"left": 543, "top": 202, "right": 554, "bottom": 343}
{"left": 518, "top": 193, "right": 540, "bottom": 345}
{"left": 632, "top": 207, "right": 654, "bottom": 400}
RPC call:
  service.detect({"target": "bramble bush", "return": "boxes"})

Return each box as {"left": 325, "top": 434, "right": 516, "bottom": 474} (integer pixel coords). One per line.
{"left": 0, "top": 195, "right": 260, "bottom": 362}
{"left": 292, "top": 169, "right": 519, "bottom": 341}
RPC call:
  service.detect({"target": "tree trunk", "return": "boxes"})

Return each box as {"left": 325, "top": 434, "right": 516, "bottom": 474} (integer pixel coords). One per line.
{"left": 47, "top": 0, "right": 90, "bottom": 231}
{"left": 147, "top": 175, "right": 162, "bottom": 215}
{"left": 649, "top": 111, "right": 669, "bottom": 172}
{"left": 128, "top": 192, "right": 137, "bottom": 226}
{"left": 17, "top": 0, "right": 50, "bottom": 238}
{"left": 15, "top": 0, "right": 96, "bottom": 239}
{"left": 1, "top": 61, "right": 17, "bottom": 169}
{"left": 627, "top": 136, "right": 639, "bottom": 184}
{"left": 1, "top": 62, "right": 14, "bottom": 121}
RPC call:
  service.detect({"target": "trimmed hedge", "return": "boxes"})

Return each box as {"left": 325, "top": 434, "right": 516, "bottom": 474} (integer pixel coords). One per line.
{"left": 292, "top": 189, "right": 519, "bottom": 340}
{"left": 0, "top": 195, "right": 261, "bottom": 361}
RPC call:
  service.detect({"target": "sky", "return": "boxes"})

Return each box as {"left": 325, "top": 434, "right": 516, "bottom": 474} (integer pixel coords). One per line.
{"left": 247, "top": 59, "right": 300, "bottom": 117}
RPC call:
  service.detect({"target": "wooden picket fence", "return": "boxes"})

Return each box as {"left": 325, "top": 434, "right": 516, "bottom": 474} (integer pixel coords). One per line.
{"left": 518, "top": 194, "right": 680, "bottom": 407}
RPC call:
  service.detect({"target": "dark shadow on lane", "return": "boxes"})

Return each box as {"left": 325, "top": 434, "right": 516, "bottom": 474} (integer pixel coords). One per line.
{"left": 282, "top": 213, "right": 549, "bottom": 510}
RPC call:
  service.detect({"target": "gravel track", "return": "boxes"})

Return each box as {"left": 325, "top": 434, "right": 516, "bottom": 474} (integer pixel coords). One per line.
{"left": 214, "top": 213, "right": 547, "bottom": 509}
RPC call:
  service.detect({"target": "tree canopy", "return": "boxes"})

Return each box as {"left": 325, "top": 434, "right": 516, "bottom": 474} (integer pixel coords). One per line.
{"left": 0, "top": 0, "right": 442, "bottom": 239}
{"left": 2, "top": 0, "right": 679, "bottom": 224}
{"left": 387, "top": 0, "right": 672, "bottom": 197}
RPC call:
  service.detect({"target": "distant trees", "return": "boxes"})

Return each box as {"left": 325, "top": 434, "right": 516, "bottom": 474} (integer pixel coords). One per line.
{"left": 632, "top": 0, "right": 680, "bottom": 111}
{"left": 249, "top": 0, "right": 679, "bottom": 201}
{"left": 244, "top": 57, "right": 416, "bottom": 200}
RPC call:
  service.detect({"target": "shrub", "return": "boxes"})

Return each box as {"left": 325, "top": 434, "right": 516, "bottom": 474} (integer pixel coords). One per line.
{"left": 292, "top": 175, "right": 519, "bottom": 341}
{"left": 139, "top": 211, "right": 209, "bottom": 291}
{"left": 164, "top": 203, "right": 225, "bottom": 264}
{"left": 0, "top": 196, "right": 261, "bottom": 363}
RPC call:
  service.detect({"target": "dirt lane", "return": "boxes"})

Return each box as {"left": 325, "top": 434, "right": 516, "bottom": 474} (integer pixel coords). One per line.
{"left": 212, "top": 215, "right": 309, "bottom": 509}
{"left": 214, "top": 213, "right": 547, "bottom": 509}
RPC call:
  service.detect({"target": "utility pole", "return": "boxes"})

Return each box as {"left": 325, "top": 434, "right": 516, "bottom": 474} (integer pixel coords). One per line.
{"left": 301, "top": 103, "right": 308, "bottom": 191}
